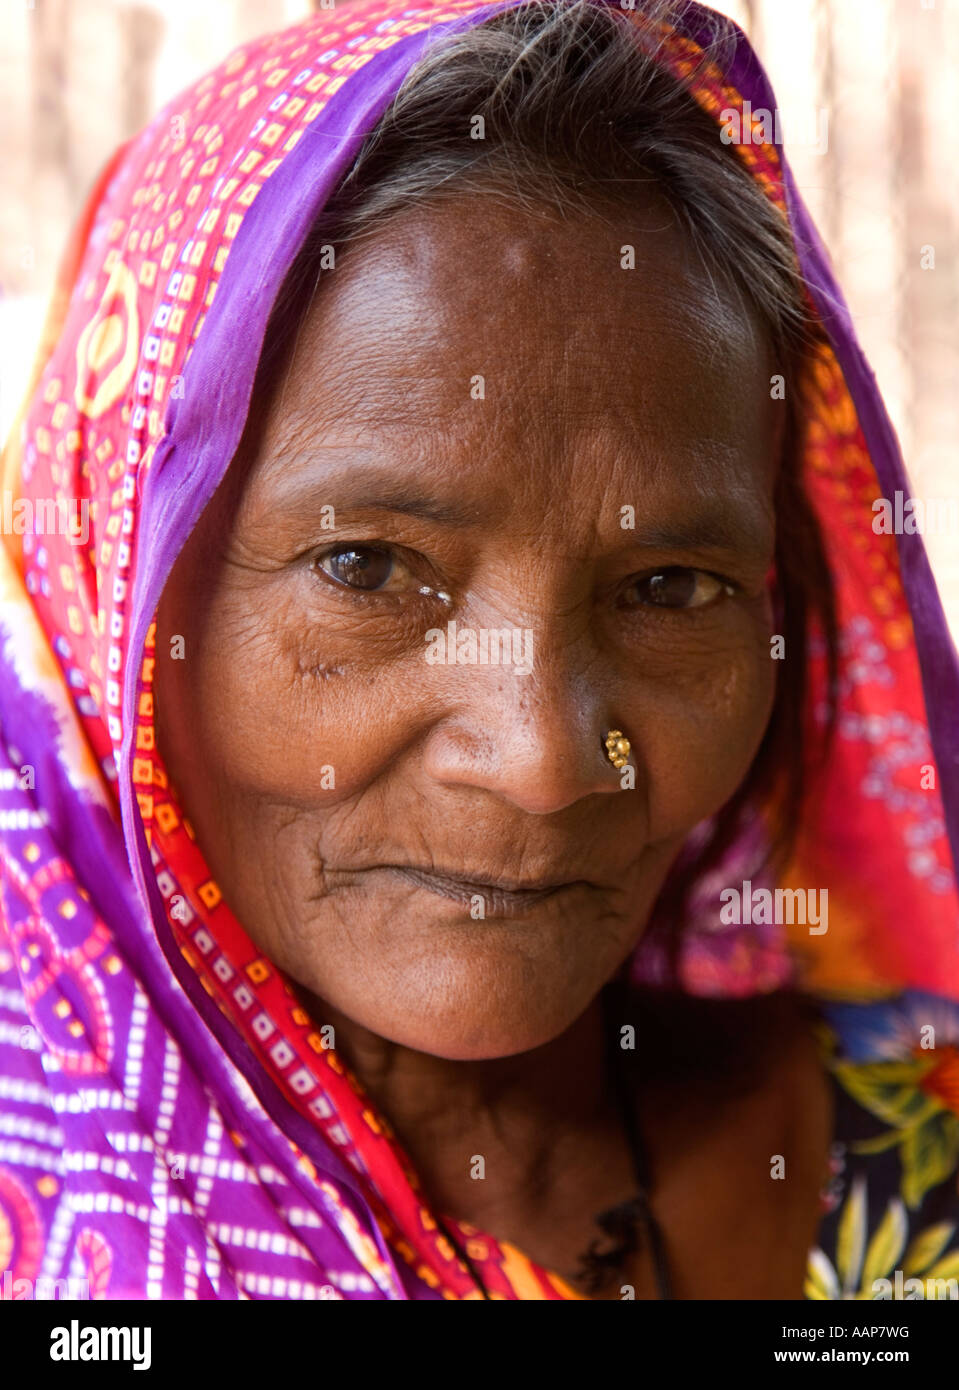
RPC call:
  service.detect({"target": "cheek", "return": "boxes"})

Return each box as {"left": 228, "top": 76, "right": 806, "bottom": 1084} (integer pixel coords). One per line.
{"left": 631, "top": 611, "right": 776, "bottom": 836}
{"left": 155, "top": 579, "right": 425, "bottom": 807}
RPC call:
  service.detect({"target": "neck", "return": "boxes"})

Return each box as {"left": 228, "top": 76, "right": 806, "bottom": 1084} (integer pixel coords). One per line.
{"left": 295, "top": 982, "right": 622, "bottom": 1214}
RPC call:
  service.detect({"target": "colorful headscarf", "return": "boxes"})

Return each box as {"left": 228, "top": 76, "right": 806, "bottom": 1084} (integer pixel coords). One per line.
{"left": 1, "top": 0, "right": 956, "bottom": 1300}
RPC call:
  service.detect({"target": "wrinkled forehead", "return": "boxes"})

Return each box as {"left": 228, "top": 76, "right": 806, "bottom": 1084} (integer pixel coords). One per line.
{"left": 238, "top": 193, "right": 781, "bottom": 529}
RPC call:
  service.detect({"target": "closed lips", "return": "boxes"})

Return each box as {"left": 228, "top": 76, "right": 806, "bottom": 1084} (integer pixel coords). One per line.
{"left": 385, "top": 865, "right": 587, "bottom": 909}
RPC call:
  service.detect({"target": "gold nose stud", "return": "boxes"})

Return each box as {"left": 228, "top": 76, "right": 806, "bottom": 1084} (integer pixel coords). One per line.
{"left": 604, "top": 729, "right": 631, "bottom": 769}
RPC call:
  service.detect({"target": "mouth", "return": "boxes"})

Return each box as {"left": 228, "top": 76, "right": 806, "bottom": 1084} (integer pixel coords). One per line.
{"left": 382, "top": 865, "right": 588, "bottom": 916}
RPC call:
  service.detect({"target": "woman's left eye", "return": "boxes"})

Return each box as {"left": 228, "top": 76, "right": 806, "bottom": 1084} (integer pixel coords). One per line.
{"left": 311, "top": 545, "right": 417, "bottom": 593}
{"left": 624, "top": 568, "right": 735, "bottom": 610}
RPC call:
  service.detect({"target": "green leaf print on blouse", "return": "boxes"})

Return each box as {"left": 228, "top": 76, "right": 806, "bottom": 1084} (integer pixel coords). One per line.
{"left": 831, "top": 1056, "right": 959, "bottom": 1208}
{"left": 806, "top": 1176, "right": 959, "bottom": 1300}
{"left": 818, "top": 994, "right": 959, "bottom": 1211}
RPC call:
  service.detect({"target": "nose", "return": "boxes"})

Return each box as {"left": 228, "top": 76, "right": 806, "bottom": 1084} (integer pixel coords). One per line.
{"left": 420, "top": 624, "right": 636, "bottom": 815}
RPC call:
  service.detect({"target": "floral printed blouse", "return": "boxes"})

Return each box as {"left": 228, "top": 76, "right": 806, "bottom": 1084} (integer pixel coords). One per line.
{"left": 805, "top": 990, "right": 959, "bottom": 1300}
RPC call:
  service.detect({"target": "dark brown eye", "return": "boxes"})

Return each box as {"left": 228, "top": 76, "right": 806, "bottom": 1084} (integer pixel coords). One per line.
{"left": 628, "top": 568, "right": 732, "bottom": 610}
{"left": 315, "top": 546, "right": 395, "bottom": 591}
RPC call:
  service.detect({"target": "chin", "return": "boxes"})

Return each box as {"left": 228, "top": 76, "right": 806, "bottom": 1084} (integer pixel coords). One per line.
{"left": 375, "top": 1012, "right": 576, "bottom": 1062}
{"left": 311, "top": 938, "right": 611, "bottom": 1061}
{"left": 415, "top": 1010, "right": 575, "bottom": 1061}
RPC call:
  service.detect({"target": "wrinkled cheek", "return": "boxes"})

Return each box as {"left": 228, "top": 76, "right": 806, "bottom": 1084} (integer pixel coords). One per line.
{"left": 640, "top": 645, "right": 776, "bottom": 838}
{"left": 161, "top": 612, "right": 423, "bottom": 808}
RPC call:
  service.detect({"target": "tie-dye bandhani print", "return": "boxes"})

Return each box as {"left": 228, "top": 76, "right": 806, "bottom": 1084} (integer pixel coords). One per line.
{"left": 0, "top": 0, "right": 957, "bottom": 1301}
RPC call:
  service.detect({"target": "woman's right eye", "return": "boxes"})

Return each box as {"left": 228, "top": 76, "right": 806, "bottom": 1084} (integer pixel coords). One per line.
{"left": 311, "top": 545, "right": 412, "bottom": 593}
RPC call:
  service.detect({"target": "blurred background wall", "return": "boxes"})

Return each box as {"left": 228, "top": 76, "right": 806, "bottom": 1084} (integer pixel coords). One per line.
{"left": 1, "top": 0, "right": 957, "bottom": 629}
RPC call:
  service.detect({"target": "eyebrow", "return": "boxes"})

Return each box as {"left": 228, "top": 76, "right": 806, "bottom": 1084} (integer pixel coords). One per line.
{"left": 313, "top": 481, "right": 480, "bottom": 527}
{"left": 266, "top": 453, "right": 484, "bottom": 526}
{"left": 264, "top": 454, "right": 771, "bottom": 553}
{"left": 628, "top": 510, "right": 769, "bottom": 556}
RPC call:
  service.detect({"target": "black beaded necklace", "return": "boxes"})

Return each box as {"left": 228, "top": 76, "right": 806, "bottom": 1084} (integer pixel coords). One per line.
{"left": 435, "top": 980, "right": 674, "bottom": 1301}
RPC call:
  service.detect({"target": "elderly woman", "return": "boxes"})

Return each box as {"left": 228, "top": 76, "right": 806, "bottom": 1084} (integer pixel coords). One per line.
{"left": 0, "top": 0, "right": 957, "bottom": 1303}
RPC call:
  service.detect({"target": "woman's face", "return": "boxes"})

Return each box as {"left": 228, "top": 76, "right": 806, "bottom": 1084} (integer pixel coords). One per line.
{"left": 155, "top": 192, "right": 780, "bottom": 1060}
